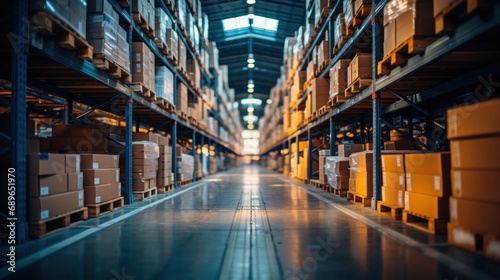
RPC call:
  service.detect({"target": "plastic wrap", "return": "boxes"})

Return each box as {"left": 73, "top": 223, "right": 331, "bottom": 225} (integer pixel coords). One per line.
{"left": 176, "top": 0, "right": 186, "bottom": 28}
{"left": 132, "top": 141, "right": 159, "bottom": 159}
{"left": 325, "top": 156, "right": 349, "bottom": 188}
{"left": 154, "top": 8, "right": 172, "bottom": 44}
{"left": 178, "top": 39, "right": 187, "bottom": 71}
{"left": 334, "top": 13, "right": 345, "bottom": 46}
{"left": 343, "top": 0, "right": 354, "bottom": 25}
{"left": 155, "top": 66, "right": 174, "bottom": 104}
{"left": 383, "top": 0, "right": 415, "bottom": 23}
{"left": 176, "top": 154, "right": 194, "bottom": 181}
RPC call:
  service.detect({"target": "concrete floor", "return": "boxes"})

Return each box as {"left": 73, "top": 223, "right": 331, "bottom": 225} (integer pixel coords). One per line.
{"left": 1, "top": 165, "right": 499, "bottom": 280}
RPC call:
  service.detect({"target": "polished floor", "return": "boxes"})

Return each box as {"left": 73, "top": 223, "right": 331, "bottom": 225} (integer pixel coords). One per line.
{"left": 2, "top": 165, "right": 500, "bottom": 280}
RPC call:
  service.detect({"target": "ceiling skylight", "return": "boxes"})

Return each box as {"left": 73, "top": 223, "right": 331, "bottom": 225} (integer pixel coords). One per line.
{"left": 222, "top": 15, "right": 279, "bottom": 33}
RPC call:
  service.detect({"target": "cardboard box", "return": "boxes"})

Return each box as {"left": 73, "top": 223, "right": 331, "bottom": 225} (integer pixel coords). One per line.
{"left": 132, "top": 157, "right": 158, "bottom": 166}
{"left": 406, "top": 173, "right": 450, "bottom": 197}
{"left": 447, "top": 98, "right": 500, "bottom": 140}
{"left": 349, "top": 151, "right": 373, "bottom": 170}
{"left": 309, "top": 78, "right": 330, "bottom": 112}
{"left": 383, "top": 172, "right": 405, "bottom": 190}
{"left": 27, "top": 138, "right": 40, "bottom": 154}
{"left": 81, "top": 154, "right": 119, "bottom": 169}
{"left": 84, "top": 182, "right": 121, "bottom": 204}
{"left": 29, "top": 190, "right": 84, "bottom": 222}
{"left": 450, "top": 197, "right": 500, "bottom": 235}
{"left": 28, "top": 153, "right": 66, "bottom": 175}
{"left": 452, "top": 169, "right": 500, "bottom": 204}
{"left": 352, "top": 171, "right": 373, "bottom": 197}
{"left": 404, "top": 152, "right": 450, "bottom": 175}
{"left": 350, "top": 53, "right": 372, "bottom": 82}
{"left": 67, "top": 172, "right": 83, "bottom": 192}
{"left": 82, "top": 168, "right": 120, "bottom": 186}
{"left": 450, "top": 136, "right": 500, "bottom": 169}
{"left": 133, "top": 132, "right": 159, "bottom": 143}
{"left": 329, "top": 59, "right": 350, "bottom": 98}
{"left": 335, "top": 175, "right": 350, "bottom": 190}
{"left": 338, "top": 144, "right": 364, "bottom": 158}
{"left": 29, "top": 174, "right": 68, "bottom": 197}
{"left": 132, "top": 165, "right": 158, "bottom": 173}
{"left": 65, "top": 154, "right": 81, "bottom": 173}
{"left": 382, "top": 186, "right": 404, "bottom": 207}
{"left": 383, "top": 20, "right": 396, "bottom": 57}
{"left": 133, "top": 179, "right": 150, "bottom": 191}
{"left": 395, "top": 1, "right": 434, "bottom": 48}
{"left": 70, "top": 137, "right": 108, "bottom": 153}
{"left": 404, "top": 191, "right": 449, "bottom": 219}
{"left": 132, "top": 171, "right": 156, "bottom": 180}
{"left": 433, "top": 0, "right": 458, "bottom": 17}
{"left": 52, "top": 124, "right": 110, "bottom": 139}
{"left": 384, "top": 139, "right": 415, "bottom": 150}
{"left": 157, "top": 177, "right": 172, "bottom": 187}
{"left": 381, "top": 154, "right": 405, "bottom": 173}
{"left": 149, "top": 178, "right": 157, "bottom": 188}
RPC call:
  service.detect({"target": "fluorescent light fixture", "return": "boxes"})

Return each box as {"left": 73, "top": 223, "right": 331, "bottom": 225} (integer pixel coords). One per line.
{"left": 248, "top": 13, "right": 255, "bottom": 20}
{"left": 247, "top": 88, "right": 254, "bottom": 93}
{"left": 246, "top": 0, "right": 256, "bottom": 4}
{"left": 243, "top": 115, "right": 258, "bottom": 122}
{"left": 247, "top": 107, "right": 254, "bottom": 113}
{"left": 266, "top": 99, "right": 272, "bottom": 104}
{"left": 247, "top": 54, "right": 255, "bottom": 64}
{"left": 252, "top": 16, "right": 279, "bottom": 32}
{"left": 247, "top": 79, "right": 254, "bottom": 88}
{"left": 240, "top": 98, "right": 262, "bottom": 106}
{"left": 222, "top": 15, "right": 279, "bottom": 33}
{"left": 247, "top": 63, "right": 255, "bottom": 68}
{"left": 248, "top": 123, "right": 254, "bottom": 130}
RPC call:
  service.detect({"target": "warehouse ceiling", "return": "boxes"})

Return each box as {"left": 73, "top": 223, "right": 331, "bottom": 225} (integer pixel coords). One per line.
{"left": 200, "top": 0, "right": 305, "bottom": 129}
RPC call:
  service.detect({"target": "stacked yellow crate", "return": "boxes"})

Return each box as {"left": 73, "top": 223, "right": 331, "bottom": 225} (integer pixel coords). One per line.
{"left": 379, "top": 153, "right": 407, "bottom": 218}
{"left": 447, "top": 99, "right": 500, "bottom": 260}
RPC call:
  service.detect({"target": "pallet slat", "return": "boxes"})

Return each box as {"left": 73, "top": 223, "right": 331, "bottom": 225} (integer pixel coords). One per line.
{"left": 133, "top": 187, "right": 158, "bottom": 201}
{"left": 402, "top": 210, "right": 447, "bottom": 234}
{"left": 347, "top": 191, "right": 372, "bottom": 207}
{"left": 158, "top": 184, "right": 174, "bottom": 194}
{"left": 29, "top": 207, "right": 88, "bottom": 239}
{"left": 86, "top": 197, "right": 124, "bottom": 218}
{"left": 377, "top": 201, "right": 403, "bottom": 220}
{"left": 377, "top": 36, "right": 436, "bottom": 75}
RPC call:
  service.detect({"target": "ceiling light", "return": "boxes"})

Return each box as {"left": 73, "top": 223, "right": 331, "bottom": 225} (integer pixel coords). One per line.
{"left": 247, "top": 79, "right": 255, "bottom": 88}
{"left": 247, "top": 107, "right": 254, "bottom": 113}
{"left": 248, "top": 123, "right": 254, "bottom": 130}
{"left": 243, "top": 115, "right": 258, "bottom": 122}
{"left": 247, "top": 0, "right": 256, "bottom": 4}
{"left": 247, "top": 54, "right": 255, "bottom": 64}
{"left": 247, "top": 88, "right": 254, "bottom": 93}
{"left": 266, "top": 99, "right": 272, "bottom": 104}
{"left": 247, "top": 63, "right": 255, "bottom": 68}
{"left": 240, "top": 98, "right": 262, "bottom": 105}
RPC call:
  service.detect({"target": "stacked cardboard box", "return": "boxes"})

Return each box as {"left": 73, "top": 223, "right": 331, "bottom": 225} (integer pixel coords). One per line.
{"left": 329, "top": 59, "right": 350, "bottom": 99}
{"left": 348, "top": 151, "right": 373, "bottom": 197}
{"left": 447, "top": 99, "right": 500, "bottom": 260}
{"left": 81, "top": 154, "right": 121, "bottom": 205}
{"left": 307, "top": 61, "right": 316, "bottom": 82}
{"left": 47, "top": 124, "right": 110, "bottom": 154}
{"left": 177, "top": 82, "right": 189, "bottom": 114}
{"left": 210, "top": 157, "right": 217, "bottom": 174}
{"left": 307, "top": 78, "right": 329, "bottom": 117}
{"left": 382, "top": 0, "right": 433, "bottom": 57}
{"left": 130, "top": 133, "right": 160, "bottom": 191}
{"left": 188, "top": 100, "right": 201, "bottom": 120}
{"left": 155, "top": 66, "right": 175, "bottom": 105}
{"left": 178, "top": 39, "right": 187, "bottom": 71}
{"left": 384, "top": 128, "right": 415, "bottom": 150}
{"left": 132, "top": 0, "right": 155, "bottom": 31}
{"left": 132, "top": 42, "right": 155, "bottom": 91}
{"left": 209, "top": 42, "right": 219, "bottom": 70}
{"left": 176, "top": 0, "right": 187, "bottom": 29}
{"left": 404, "top": 153, "right": 451, "bottom": 224}
{"left": 333, "top": 13, "right": 346, "bottom": 49}
{"left": 318, "top": 150, "right": 330, "bottom": 184}
{"left": 347, "top": 52, "right": 372, "bottom": 86}
{"left": 32, "top": 0, "right": 87, "bottom": 38}
{"left": 381, "top": 154, "right": 406, "bottom": 208}
{"left": 177, "top": 149, "right": 194, "bottom": 182}
{"left": 195, "top": 155, "right": 203, "bottom": 178}
{"left": 28, "top": 153, "right": 85, "bottom": 222}
{"left": 87, "top": 1, "right": 130, "bottom": 72}
{"left": 314, "top": 0, "right": 329, "bottom": 25}
{"left": 316, "top": 40, "right": 330, "bottom": 67}
{"left": 154, "top": 8, "right": 173, "bottom": 45}
{"left": 324, "top": 156, "right": 350, "bottom": 190}
{"left": 338, "top": 144, "right": 364, "bottom": 157}
{"left": 166, "top": 28, "right": 179, "bottom": 61}
{"left": 187, "top": 57, "right": 201, "bottom": 87}
{"left": 157, "top": 139, "right": 173, "bottom": 188}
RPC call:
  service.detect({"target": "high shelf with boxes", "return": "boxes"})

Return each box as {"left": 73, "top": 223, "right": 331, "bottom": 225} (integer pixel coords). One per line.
{"left": 0, "top": 0, "right": 242, "bottom": 243}
{"left": 259, "top": 0, "right": 500, "bottom": 255}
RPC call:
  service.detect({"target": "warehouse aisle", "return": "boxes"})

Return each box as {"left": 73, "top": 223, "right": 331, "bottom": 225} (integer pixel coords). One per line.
{"left": 5, "top": 165, "right": 500, "bottom": 280}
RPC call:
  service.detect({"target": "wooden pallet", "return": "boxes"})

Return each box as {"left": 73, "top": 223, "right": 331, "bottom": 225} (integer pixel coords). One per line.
{"left": 402, "top": 210, "right": 448, "bottom": 234}
{"left": 345, "top": 4, "right": 372, "bottom": 37}
{"left": 314, "top": 8, "right": 331, "bottom": 33}
{"left": 133, "top": 187, "right": 157, "bottom": 201}
{"left": 178, "top": 179, "right": 193, "bottom": 186}
{"left": 315, "top": 60, "right": 330, "bottom": 76}
{"left": 377, "top": 201, "right": 403, "bottom": 220}
{"left": 157, "top": 98, "right": 176, "bottom": 112}
{"left": 377, "top": 36, "right": 437, "bottom": 75}
{"left": 333, "top": 34, "right": 347, "bottom": 54}
{"left": 31, "top": 11, "right": 93, "bottom": 61}
{"left": 154, "top": 38, "right": 173, "bottom": 57}
{"left": 196, "top": 176, "right": 203, "bottom": 180}
{"left": 331, "top": 188, "right": 348, "bottom": 197}
{"left": 315, "top": 105, "right": 329, "bottom": 118}
{"left": 158, "top": 184, "right": 174, "bottom": 194}
{"left": 328, "top": 94, "right": 348, "bottom": 108}
{"left": 132, "top": 12, "right": 155, "bottom": 38}
{"left": 345, "top": 77, "right": 372, "bottom": 97}
{"left": 29, "top": 207, "right": 88, "bottom": 239}
{"left": 435, "top": 0, "right": 495, "bottom": 34}
{"left": 347, "top": 191, "right": 372, "bottom": 207}
{"left": 310, "top": 179, "right": 322, "bottom": 188}
{"left": 117, "top": 0, "right": 130, "bottom": 7}
{"left": 177, "top": 111, "right": 188, "bottom": 120}
{"left": 86, "top": 197, "right": 124, "bottom": 218}
{"left": 132, "top": 83, "right": 156, "bottom": 100}
{"left": 92, "top": 54, "right": 131, "bottom": 84}
{"left": 448, "top": 223, "right": 500, "bottom": 261}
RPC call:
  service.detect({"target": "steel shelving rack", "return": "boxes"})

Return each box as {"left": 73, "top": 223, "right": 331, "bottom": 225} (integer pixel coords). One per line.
{"left": 1, "top": 0, "right": 242, "bottom": 243}
{"left": 260, "top": 0, "right": 500, "bottom": 209}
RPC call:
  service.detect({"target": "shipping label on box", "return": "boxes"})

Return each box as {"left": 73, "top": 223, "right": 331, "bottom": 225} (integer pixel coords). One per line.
{"left": 451, "top": 169, "right": 500, "bottom": 204}
{"left": 29, "top": 174, "right": 68, "bottom": 197}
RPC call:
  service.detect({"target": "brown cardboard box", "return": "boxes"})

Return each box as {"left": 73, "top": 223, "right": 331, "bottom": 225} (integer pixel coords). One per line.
{"left": 49, "top": 138, "right": 72, "bottom": 153}
{"left": 158, "top": 168, "right": 170, "bottom": 179}
{"left": 27, "top": 138, "right": 40, "bottom": 154}
{"left": 450, "top": 136, "right": 500, "bottom": 169}
{"left": 65, "top": 154, "right": 81, "bottom": 173}
{"left": 67, "top": 172, "right": 83, "bottom": 192}
{"left": 433, "top": 0, "right": 458, "bottom": 17}
{"left": 157, "top": 135, "right": 169, "bottom": 146}
{"left": 349, "top": 151, "right": 373, "bottom": 169}
{"left": 335, "top": 160, "right": 350, "bottom": 176}
{"left": 133, "top": 179, "right": 150, "bottom": 191}
{"left": 382, "top": 186, "right": 404, "bottom": 207}
{"left": 29, "top": 190, "right": 84, "bottom": 222}
{"left": 310, "top": 78, "right": 330, "bottom": 112}
{"left": 28, "top": 153, "right": 66, "bottom": 175}
{"left": 70, "top": 137, "right": 108, "bottom": 153}
{"left": 329, "top": 59, "right": 350, "bottom": 98}
{"left": 395, "top": 1, "right": 434, "bottom": 48}
{"left": 159, "top": 161, "right": 172, "bottom": 170}
{"left": 382, "top": 172, "right": 405, "bottom": 190}
{"left": 335, "top": 175, "right": 350, "bottom": 190}
{"left": 447, "top": 98, "right": 500, "bottom": 140}
{"left": 157, "top": 177, "right": 172, "bottom": 187}
{"left": 450, "top": 197, "right": 500, "bottom": 235}
{"left": 406, "top": 173, "right": 451, "bottom": 197}
{"left": 354, "top": 0, "right": 371, "bottom": 13}
{"left": 404, "top": 152, "right": 450, "bottom": 175}
{"left": 54, "top": 124, "right": 109, "bottom": 139}
{"left": 352, "top": 171, "right": 373, "bottom": 197}
{"left": 350, "top": 53, "right": 372, "bottom": 82}
{"left": 384, "top": 139, "right": 415, "bottom": 150}
{"left": 452, "top": 169, "right": 500, "bottom": 204}
{"left": 132, "top": 171, "right": 156, "bottom": 180}
{"left": 383, "top": 20, "right": 396, "bottom": 57}
{"left": 29, "top": 174, "right": 68, "bottom": 197}
{"left": 81, "top": 154, "right": 119, "bottom": 169}
{"left": 158, "top": 145, "right": 170, "bottom": 154}
{"left": 133, "top": 157, "right": 158, "bottom": 166}
{"left": 133, "top": 132, "right": 159, "bottom": 143}
{"left": 382, "top": 154, "right": 405, "bottom": 173}
{"left": 349, "top": 178, "right": 356, "bottom": 192}
{"left": 338, "top": 144, "right": 364, "bottom": 157}
{"left": 404, "top": 191, "right": 449, "bottom": 219}
{"left": 82, "top": 168, "right": 120, "bottom": 186}
{"left": 132, "top": 165, "right": 157, "bottom": 173}
{"left": 84, "top": 182, "right": 121, "bottom": 204}
{"left": 150, "top": 178, "right": 157, "bottom": 188}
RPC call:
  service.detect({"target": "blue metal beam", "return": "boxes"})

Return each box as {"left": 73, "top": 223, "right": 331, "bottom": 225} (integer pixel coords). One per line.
{"left": 329, "top": 118, "right": 335, "bottom": 156}
{"left": 372, "top": 0, "right": 382, "bottom": 210}
{"left": 192, "top": 130, "right": 196, "bottom": 182}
